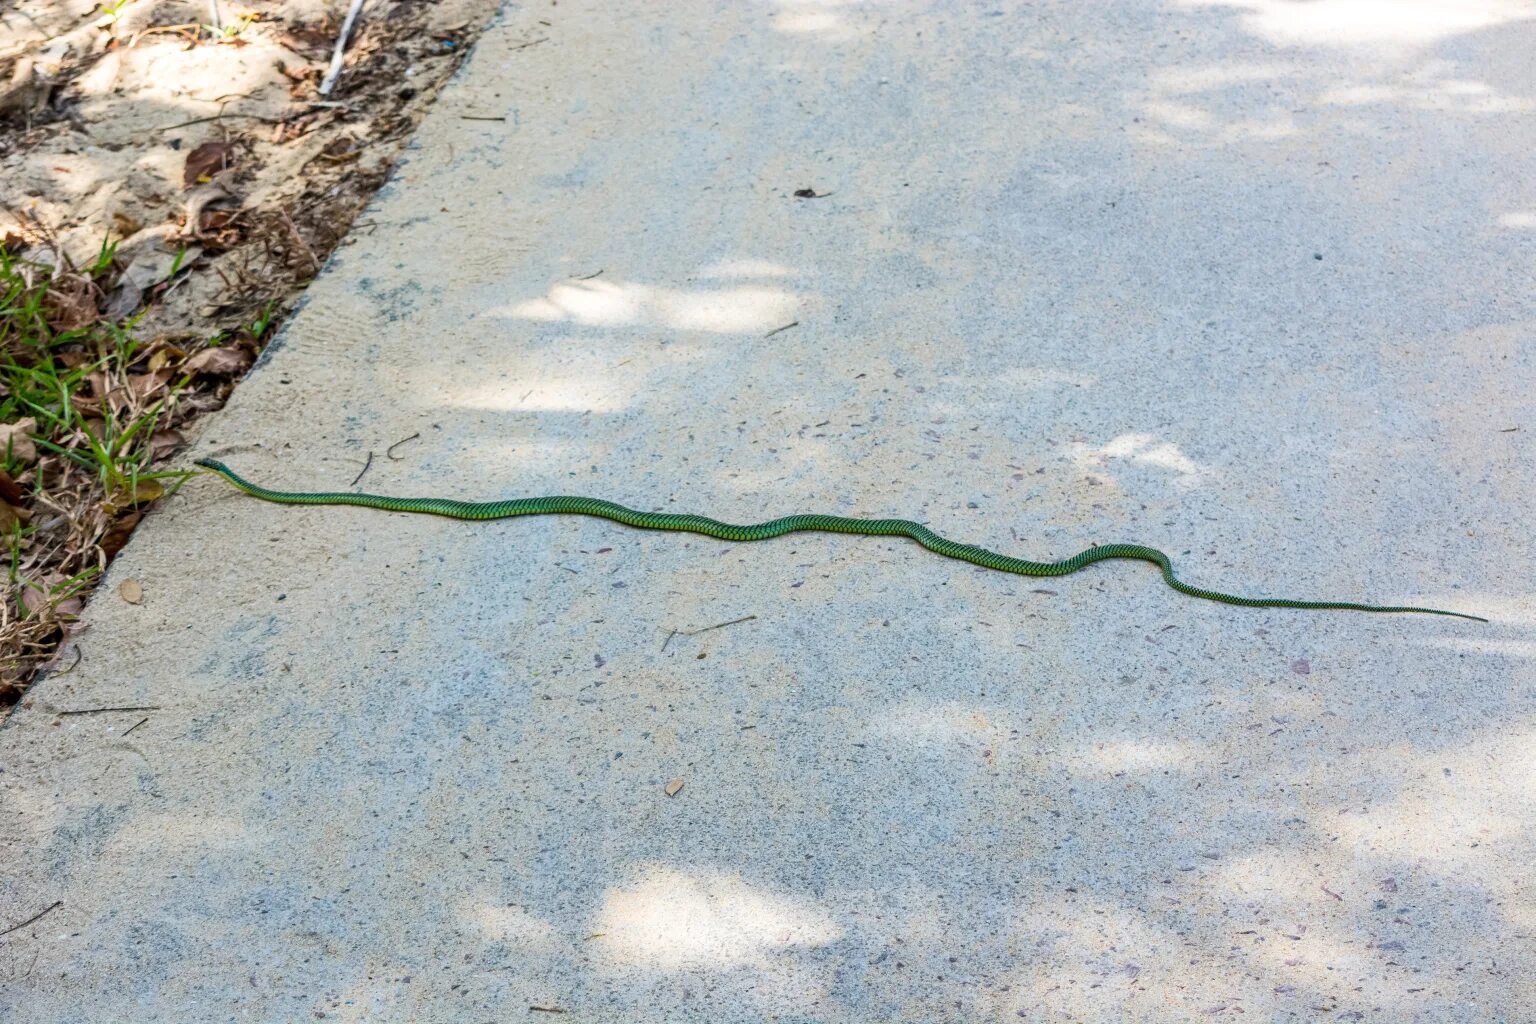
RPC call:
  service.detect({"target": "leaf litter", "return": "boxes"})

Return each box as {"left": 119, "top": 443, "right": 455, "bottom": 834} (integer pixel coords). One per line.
{"left": 0, "top": 0, "right": 504, "bottom": 709}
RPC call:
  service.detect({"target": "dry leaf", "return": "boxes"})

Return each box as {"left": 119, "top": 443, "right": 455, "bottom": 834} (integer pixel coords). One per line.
{"left": 0, "top": 468, "right": 26, "bottom": 505}
{"left": 0, "top": 419, "right": 38, "bottom": 465}
{"left": 111, "top": 210, "right": 144, "bottom": 237}
{"left": 318, "top": 135, "right": 363, "bottom": 163}
{"left": 282, "top": 25, "right": 337, "bottom": 59}
{"left": 183, "top": 141, "right": 237, "bottom": 187}
{"left": 184, "top": 345, "right": 254, "bottom": 377}
{"left": 0, "top": 502, "right": 29, "bottom": 531}
{"left": 99, "top": 512, "right": 142, "bottom": 560}
{"left": 149, "top": 429, "right": 184, "bottom": 462}
{"left": 119, "top": 579, "right": 143, "bottom": 604}
{"left": 44, "top": 276, "right": 102, "bottom": 330}
{"left": 106, "top": 479, "right": 165, "bottom": 514}
{"left": 664, "top": 778, "right": 685, "bottom": 797}
{"left": 147, "top": 344, "right": 188, "bottom": 373}
{"left": 126, "top": 479, "right": 165, "bottom": 504}
{"left": 129, "top": 370, "right": 172, "bottom": 400}
{"left": 21, "top": 573, "right": 82, "bottom": 619}
{"left": 184, "top": 180, "right": 238, "bottom": 223}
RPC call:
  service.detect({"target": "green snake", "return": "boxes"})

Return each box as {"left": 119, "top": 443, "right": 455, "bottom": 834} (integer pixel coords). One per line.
{"left": 195, "top": 459, "right": 1485, "bottom": 622}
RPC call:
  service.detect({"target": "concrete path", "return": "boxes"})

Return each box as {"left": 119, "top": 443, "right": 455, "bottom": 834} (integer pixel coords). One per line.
{"left": 4, "top": 2, "right": 1534, "bottom": 1020}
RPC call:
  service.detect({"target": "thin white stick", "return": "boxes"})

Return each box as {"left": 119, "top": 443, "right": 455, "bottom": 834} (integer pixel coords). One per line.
{"left": 318, "top": 0, "right": 367, "bottom": 97}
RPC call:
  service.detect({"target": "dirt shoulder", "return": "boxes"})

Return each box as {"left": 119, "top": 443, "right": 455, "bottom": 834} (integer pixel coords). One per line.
{"left": 0, "top": 0, "right": 506, "bottom": 703}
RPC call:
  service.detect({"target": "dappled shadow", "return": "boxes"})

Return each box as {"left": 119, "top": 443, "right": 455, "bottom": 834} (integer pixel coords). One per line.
{"left": 3, "top": 0, "right": 1533, "bottom": 1020}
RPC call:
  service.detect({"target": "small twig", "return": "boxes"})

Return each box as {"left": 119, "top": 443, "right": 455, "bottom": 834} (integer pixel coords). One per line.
{"left": 385, "top": 432, "right": 420, "bottom": 460}
{"left": 57, "top": 705, "right": 162, "bottom": 716}
{"left": 460, "top": 115, "right": 507, "bottom": 122}
{"left": 510, "top": 37, "right": 549, "bottom": 52}
{"left": 660, "top": 628, "right": 678, "bottom": 652}
{"left": 318, "top": 0, "right": 369, "bottom": 97}
{"left": 350, "top": 451, "right": 374, "bottom": 487}
{"left": 764, "top": 320, "right": 798, "bottom": 338}
{"left": 157, "top": 112, "right": 283, "bottom": 131}
{"left": 275, "top": 209, "right": 320, "bottom": 274}
{"left": 529, "top": 1008, "right": 566, "bottom": 1015}
{"left": 121, "top": 717, "right": 150, "bottom": 737}
{"left": 52, "top": 647, "right": 82, "bottom": 676}
{"left": 682, "top": 614, "right": 757, "bottom": 637}
{"left": 573, "top": 269, "right": 604, "bottom": 281}
{"left": 0, "top": 901, "right": 61, "bottom": 938}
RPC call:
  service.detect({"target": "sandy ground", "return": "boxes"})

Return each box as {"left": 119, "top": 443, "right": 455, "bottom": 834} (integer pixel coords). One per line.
{"left": 0, "top": 0, "right": 503, "bottom": 698}
{"left": 3, "top": 0, "right": 495, "bottom": 321}
{"left": 3, "top": 1, "right": 1535, "bottom": 1020}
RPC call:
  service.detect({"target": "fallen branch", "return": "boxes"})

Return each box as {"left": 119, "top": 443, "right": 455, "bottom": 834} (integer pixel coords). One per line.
{"left": 318, "top": 0, "right": 369, "bottom": 97}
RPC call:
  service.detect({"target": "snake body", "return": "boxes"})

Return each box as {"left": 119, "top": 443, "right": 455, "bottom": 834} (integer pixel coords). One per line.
{"left": 195, "top": 459, "right": 1485, "bottom": 622}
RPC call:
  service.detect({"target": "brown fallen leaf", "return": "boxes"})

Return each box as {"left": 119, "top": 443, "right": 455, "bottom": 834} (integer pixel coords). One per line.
{"left": 183, "top": 141, "right": 237, "bottom": 187}
{"left": 21, "top": 573, "right": 83, "bottom": 620}
{"left": 184, "top": 345, "right": 254, "bottom": 377}
{"left": 0, "top": 418, "right": 37, "bottom": 465}
{"left": 99, "top": 512, "right": 142, "bottom": 560}
{"left": 147, "top": 344, "right": 189, "bottom": 373}
{"left": 105, "top": 479, "right": 165, "bottom": 514}
{"left": 317, "top": 135, "right": 363, "bottom": 163}
{"left": 184, "top": 181, "right": 241, "bottom": 236}
{"left": 111, "top": 210, "right": 144, "bottom": 238}
{"left": 44, "top": 276, "right": 101, "bottom": 330}
{"left": 0, "top": 467, "right": 26, "bottom": 505}
{"left": 0, "top": 502, "right": 30, "bottom": 532}
{"left": 282, "top": 24, "right": 338, "bottom": 59}
{"left": 119, "top": 579, "right": 143, "bottom": 604}
{"left": 128, "top": 370, "right": 172, "bottom": 400}
{"left": 664, "top": 778, "right": 685, "bottom": 797}
{"left": 149, "top": 429, "right": 185, "bottom": 462}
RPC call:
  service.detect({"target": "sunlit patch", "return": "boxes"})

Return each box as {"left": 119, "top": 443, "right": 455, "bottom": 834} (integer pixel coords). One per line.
{"left": 776, "top": 11, "right": 843, "bottom": 33}
{"left": 1317, "top": 78, "right": 1533, "bottom": 113}
{"left": 1328, "top": 729, "right": 1536, "bottom": 871}
{"left": 1169, "top": 0, "right": 1534, "bottom": 48}
{"left": 1150, "top": 63, "right": 1299, "bottom": 94}
{"left": 465, "top": 902, "right": 558, "bottom": 949}
{"left": 1083, "top": 738, "right": 1200, "bottom": 773}
{"left": 594, "top": 865, "right": 842, "bottom": 968}
{"left": 1421, "top": 637, "right": 1536, "bottom": 657}
{"left": 866, "top": 701, "right": 1007, "bottom": 748}
{"left": 1405, "top": 593, "right": 1531, "bottom": 628}
{"left": 1500, "top": 212, "right": 1536, "bottom": 229}
{"left": 698, "top": 259, "right": 797, "bottom": 279}
{"left": 997, "top": 896, "right": 1233, "bottom": 1017}
{"left": 490, "top": 278, "right": 799, "bottom": 334}
{"left": 1318, "top": 83, "right": 1402, "bottom": 105}
{"left": 1141, "top": 100, "right": 1214, "bottom": 130}
{"left": 1075, "top": 433, "right": 1208, "bottom": 487}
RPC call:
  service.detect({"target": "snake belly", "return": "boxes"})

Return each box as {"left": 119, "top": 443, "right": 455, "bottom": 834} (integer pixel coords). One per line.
{"left": 194, "top": 459, "right": 1485, "bottom": 622}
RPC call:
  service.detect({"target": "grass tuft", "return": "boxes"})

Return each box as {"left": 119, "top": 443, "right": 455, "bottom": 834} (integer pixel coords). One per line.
{"left": 0, "top": 243, "right": 261, "bottom": 703}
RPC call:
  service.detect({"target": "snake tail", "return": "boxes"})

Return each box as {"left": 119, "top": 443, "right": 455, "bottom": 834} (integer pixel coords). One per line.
{"left": 194, "top": 459, "right": 1487, "bottom": 622}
